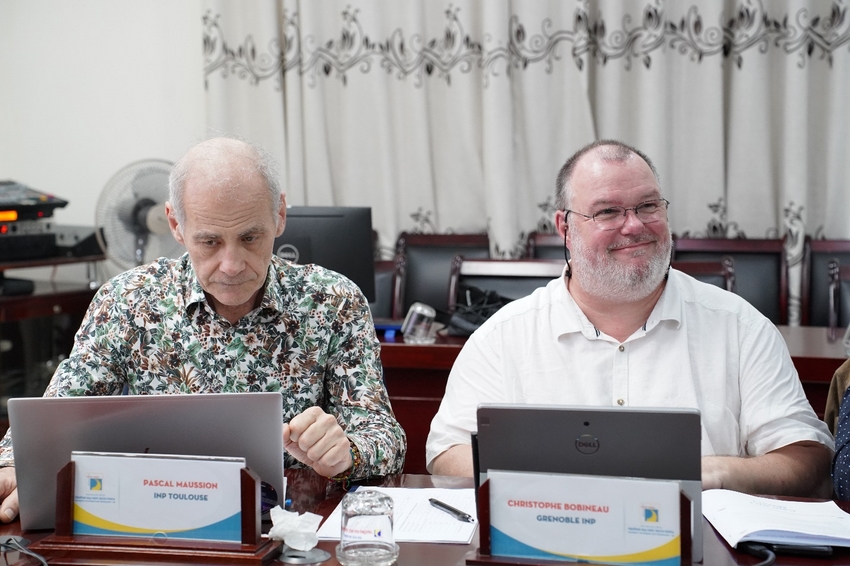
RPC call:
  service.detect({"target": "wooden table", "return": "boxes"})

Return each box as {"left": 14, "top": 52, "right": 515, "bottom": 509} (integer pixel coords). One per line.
{"left": 2, "top": 469, "right": 849, "bottom": 565}
{"left": 380, "top": 326, "right": 848, "bottom": 474}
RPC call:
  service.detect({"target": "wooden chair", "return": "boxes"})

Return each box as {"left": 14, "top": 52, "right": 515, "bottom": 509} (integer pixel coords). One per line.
{"left": 801, "top": 238, "right": 850, "bottom": 326}
{"left": 672, "top": 236, "right": 788, "bottom": 324}
{"left": 391, "top": 232, "right": 490, "bottom": 319}
{"left": 525, "top": 231, "right": 570, "bottom": 260}
{"left": 447, "top": 257, "right": 566, "bottom": 313}
{"left": 670, "top": 258, "right": 736, "bottom": 292}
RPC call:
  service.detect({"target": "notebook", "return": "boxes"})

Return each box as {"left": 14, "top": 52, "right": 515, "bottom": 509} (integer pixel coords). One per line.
{"left": 475, "top": 404, "right": 703, "bottom": 562}
{"left": 8, "top": 392, "right": 285, "bottom": 531}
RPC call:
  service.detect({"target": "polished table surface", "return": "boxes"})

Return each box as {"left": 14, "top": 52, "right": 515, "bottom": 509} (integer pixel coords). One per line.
{"left": 3, "top": 469, "right": 850, "bottom": 565}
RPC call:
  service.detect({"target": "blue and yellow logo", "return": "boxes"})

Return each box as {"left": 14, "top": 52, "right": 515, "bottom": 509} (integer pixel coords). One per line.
{"left": 89, "top": 477, "right": 103, "bottom": 491}
{"left": 643, "top": 508, "right": 658, "bottom": 522}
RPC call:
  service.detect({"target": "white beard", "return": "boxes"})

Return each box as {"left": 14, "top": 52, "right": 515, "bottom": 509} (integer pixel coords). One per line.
{"left": 569, "top": 228, "right": 673, "bottom": 303}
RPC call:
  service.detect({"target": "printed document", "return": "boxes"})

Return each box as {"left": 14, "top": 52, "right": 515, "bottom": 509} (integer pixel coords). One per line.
{"left": 703, "top": 489, "right": 850, "bottom": 548}
{"left": 317, "top": 487, "right": 477, "bottom": 544}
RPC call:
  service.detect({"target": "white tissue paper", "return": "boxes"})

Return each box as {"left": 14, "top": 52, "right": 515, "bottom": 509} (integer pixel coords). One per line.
{"left": 267, "top": 505, "right": 323, "bottom": 551}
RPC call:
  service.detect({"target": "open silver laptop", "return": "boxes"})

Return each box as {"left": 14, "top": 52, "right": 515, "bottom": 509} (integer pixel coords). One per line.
{"left": 8, "top": 392, "right": 285, "bottom": 531}
{"left": 475, "top": 404, "right": 703, "bottom": 562}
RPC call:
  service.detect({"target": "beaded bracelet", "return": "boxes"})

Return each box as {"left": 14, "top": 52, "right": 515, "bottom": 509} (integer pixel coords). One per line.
{"left": 329, "top": 442, "right": 361, "bottom": 486}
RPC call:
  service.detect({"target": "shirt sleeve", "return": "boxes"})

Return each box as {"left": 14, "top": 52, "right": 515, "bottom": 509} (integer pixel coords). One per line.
{"left": 738, "top": 318, "right": 834, "bottom": 456}
{"left": 324, "top": 289, "right": 407, "bottom": 479}
{"left": 425, "top": 323, "right": 507, "bottom": 472}
{"left": 832, "top": 387, "right": 850, "bottom": 500}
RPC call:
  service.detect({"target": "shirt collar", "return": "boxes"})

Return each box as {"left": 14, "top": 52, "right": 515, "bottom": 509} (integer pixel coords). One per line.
{"left": 553, "top": 264, "right": 683, "bottom": 340}
{"left": 177, "top": 253, "right": 289, "bottom": 316}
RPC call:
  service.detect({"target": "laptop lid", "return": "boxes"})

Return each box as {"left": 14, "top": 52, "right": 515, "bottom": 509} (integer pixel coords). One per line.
{"left": 475, "top": 404, "right": 702, "bottom": 561}
{"left": 8, "top": 392, "right": 285, "bottom": 531}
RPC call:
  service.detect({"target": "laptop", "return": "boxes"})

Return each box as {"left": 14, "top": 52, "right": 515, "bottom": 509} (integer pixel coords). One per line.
{"left": 8, "top": 392, "right": 285, "bottom": 531}
{"left": 475, "top": 404, "right": 703, "bottom": 562}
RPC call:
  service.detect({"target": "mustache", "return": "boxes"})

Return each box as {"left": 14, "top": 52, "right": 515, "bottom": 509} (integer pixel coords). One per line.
{"left": 607, "top": 234, "right": 658, "bottom": 252}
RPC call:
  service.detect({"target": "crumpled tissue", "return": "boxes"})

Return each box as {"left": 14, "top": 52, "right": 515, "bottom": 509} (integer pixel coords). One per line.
{"left": 267, "top": 505, "right": 323, "bottom": 551}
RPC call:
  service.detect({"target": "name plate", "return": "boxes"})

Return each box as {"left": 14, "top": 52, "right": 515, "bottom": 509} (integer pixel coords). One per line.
{"left": 71, "top": 451, "right": 245, "bottom": 542}
{"left": 488, "top": 470, "right": 681, "bottom": 565}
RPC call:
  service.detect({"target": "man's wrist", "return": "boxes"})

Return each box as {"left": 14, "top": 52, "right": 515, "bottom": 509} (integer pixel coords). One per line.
{"left": 329, "top": 442, "right": 361, "bottom": 483}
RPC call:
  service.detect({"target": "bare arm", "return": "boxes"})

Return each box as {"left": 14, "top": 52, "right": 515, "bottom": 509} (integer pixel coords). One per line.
{"left": 702, "top": 441, "right": 832, "bottom": 498}
{"left": 431, "top": 444, "right": 474, "bottom": 477}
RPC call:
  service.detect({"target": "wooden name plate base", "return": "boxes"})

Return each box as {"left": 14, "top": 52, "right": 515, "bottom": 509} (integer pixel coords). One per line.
{"left": 465, "top": 479, "right": 693, "bottom": 566}
{"left": 30, "top": 461, "right": 283, "bottom": 565}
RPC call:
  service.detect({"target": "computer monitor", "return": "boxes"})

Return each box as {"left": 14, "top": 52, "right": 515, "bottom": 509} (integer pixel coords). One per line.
{"left": 274, "top": 206, "right": 375, "bottom": 302}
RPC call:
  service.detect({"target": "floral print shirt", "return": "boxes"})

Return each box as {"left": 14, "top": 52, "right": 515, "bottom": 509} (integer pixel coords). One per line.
{"left": 0, "top": 254, "right": 406, "bottom": 479}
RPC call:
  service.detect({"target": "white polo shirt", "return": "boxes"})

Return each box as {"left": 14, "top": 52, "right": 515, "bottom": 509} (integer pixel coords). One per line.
{"left": 425, "top": 268, "right": 834, "bottom": 472}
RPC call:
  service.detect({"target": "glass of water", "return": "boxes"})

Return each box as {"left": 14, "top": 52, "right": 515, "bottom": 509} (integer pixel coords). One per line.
{"left": 336, "top": 489, "right": 399, "bottom": 566}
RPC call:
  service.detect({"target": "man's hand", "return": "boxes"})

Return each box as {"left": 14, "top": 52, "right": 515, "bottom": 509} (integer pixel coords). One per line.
{"left": 283, "top": 407, "right": 353, "bottom": 478}
{"left": 0, "top": 467, "right": 18, "bottom": 523}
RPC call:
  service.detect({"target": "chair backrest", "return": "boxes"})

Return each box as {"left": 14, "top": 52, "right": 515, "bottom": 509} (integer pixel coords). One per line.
{"left": 526, "top": 232, "right": 570, "bottom": 260}
{"left": 670, "top": 258, "right": 736, "bottom": 292}
{"left": 447, "top": 257, "right": 566, "bottom": 313}
{"left": 672, "top": 237, "right": 788, "bottom": 324}
{"left": 391, "top": 232, "right": 490, "bottom": 318}
{"left": 368, "top": 260, "right": 395, "bottom": 319}
{"left": 801, "top": 238, "right": 850, "bottom": 326}
{"left": 828, "top": 261, "right": 850, "bottom": 333}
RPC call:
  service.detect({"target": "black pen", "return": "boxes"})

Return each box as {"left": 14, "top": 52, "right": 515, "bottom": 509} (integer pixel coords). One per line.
{"left": 428, "top": 498, "right": 475, "bottom": 523}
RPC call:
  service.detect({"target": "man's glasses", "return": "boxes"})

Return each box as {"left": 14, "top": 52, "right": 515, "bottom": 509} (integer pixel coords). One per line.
{"left": 565, "top": 198, "right": 670, "bottom": 231}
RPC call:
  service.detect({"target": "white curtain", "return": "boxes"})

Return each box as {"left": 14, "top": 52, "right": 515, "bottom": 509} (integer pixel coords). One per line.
{"left": 203, "top": 0, "right": 850, "bottom": 321}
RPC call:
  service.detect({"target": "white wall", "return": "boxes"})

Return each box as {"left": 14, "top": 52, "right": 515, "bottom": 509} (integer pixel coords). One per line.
{"left": 0, "top": 0, "right": 206, "bottom": 281}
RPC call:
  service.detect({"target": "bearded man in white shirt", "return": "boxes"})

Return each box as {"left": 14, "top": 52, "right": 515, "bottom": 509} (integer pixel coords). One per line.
{"left": 426, "top": 139, "right": 833, "bottom": 497}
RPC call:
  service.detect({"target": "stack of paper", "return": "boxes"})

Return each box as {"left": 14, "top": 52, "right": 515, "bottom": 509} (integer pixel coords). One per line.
{"left": 317, "top": 487, "right": 477, "bottom": 544}
{"left": 702, "top": 489, "right": 850, "bottom": 548}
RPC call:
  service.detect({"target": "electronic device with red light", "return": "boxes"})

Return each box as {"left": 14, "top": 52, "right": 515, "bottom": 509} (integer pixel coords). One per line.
{"left": 0, "top": 181, "right": 90, "bottom": 295}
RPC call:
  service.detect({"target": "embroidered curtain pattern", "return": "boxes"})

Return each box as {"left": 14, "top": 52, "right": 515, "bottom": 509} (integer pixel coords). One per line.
{"left": 203, "top": 0, "right": 850, "bottom": 324}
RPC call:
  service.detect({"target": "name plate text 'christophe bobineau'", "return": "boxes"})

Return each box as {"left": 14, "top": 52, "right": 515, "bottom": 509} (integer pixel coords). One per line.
{"left": 488, "top": 470, "right": 681, "bottom": 565}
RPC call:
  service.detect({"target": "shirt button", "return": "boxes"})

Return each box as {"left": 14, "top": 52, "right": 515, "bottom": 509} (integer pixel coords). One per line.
{"left": 618, "top": 345, "right": 625, "bottom": 352}
{"left": 617, "top": 399, "right": 625, "bottom": 406}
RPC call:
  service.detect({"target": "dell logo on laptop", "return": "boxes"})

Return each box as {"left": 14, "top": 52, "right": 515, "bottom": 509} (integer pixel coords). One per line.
{"left": 276, "top": 243, "right": 300, "bottom": 263}
{"left": 575, "top": 434, "right": 599, "bottom": 454}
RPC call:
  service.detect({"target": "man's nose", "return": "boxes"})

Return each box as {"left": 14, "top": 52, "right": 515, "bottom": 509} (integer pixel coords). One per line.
{"left": 619, "top": 208, "right": 646, "bottom": 233}
{"left": 219, "top": 246, "right": 246, "bottom": 275}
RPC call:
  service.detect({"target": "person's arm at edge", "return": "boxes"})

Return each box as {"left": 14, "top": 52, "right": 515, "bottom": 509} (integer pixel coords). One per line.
{"left": 431, "top": 444, "right": 474, "bottom": 477}
{"left": 702, "top": 440, "right": 833, "bottom": 498}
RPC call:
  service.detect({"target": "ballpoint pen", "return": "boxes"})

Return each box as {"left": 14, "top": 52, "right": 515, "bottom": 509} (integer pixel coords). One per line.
{"left": 428, "top": 498, "right": 475, "bottom": 523}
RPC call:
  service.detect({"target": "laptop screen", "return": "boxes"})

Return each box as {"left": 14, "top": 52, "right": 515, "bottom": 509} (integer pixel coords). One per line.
{"left": 8, "top": 392, "right": 285, "bottom": 531}
{"left": 475, "top": 404, "right": 703, "bottom": 561}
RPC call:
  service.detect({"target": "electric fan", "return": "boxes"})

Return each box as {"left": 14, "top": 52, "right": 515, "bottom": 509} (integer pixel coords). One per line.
{"left": 94, "top": 159, "right": 184, "bottom": 269}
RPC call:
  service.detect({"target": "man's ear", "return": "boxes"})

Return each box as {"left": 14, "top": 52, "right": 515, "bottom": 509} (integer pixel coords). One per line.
{"left": 555, "top": 209, "right": 573, "bottom": 251}
{"left": 275, "top": 194, "right": 287, "bottom": 238}
{"left": 165, "top": 202, "right": 185, "bottom": 245}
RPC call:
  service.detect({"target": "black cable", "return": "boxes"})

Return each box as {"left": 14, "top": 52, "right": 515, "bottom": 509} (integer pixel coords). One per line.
{"left": 738, "top": 542, "right": 777, "bottom": 566}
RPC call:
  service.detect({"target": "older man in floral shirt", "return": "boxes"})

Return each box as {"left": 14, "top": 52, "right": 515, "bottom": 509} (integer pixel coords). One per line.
{"left": 0, "top": 136, "right": 406, "bottom": 522}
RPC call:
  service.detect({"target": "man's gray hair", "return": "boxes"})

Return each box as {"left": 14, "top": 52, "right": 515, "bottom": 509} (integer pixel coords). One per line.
{"left": 168, "top": 135, "right": 282, "bottom": 226}
{"left": 555, "top": 139, "right": 660, "bottom": 211}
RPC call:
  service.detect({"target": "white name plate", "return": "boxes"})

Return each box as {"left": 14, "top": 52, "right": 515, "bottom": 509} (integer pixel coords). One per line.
{"left": 489, "top": 470, "right": 681, "bottom": 565}
{"left": 71, "top": 451, "right": 245, "bottom": 542}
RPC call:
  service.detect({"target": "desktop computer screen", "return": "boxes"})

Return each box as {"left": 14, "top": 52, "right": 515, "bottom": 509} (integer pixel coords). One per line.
{"left": 274, "top": 206, "right": 376, "bottom": 302}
